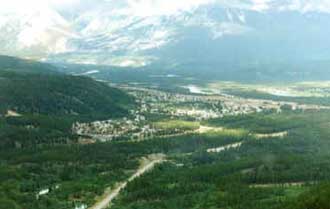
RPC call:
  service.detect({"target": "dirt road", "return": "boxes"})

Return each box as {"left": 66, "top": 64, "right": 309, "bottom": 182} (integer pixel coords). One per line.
{"left": 89, "top": 154, "right": 165, "bottom": 209}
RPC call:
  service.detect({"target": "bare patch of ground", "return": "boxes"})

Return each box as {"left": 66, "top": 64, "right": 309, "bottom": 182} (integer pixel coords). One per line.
{"left": 207, "top": 142, "right": 242, "bottom": 153}
{"left": 197, "top": 126, "right": 224, "bottom": 134}
{"left": 254, "top": 131, "right": 288, "bottom": 139}
{"left": 5, "top": 110, "right": 21, "bottom": 117}
{"left": 249, "top": 182, "right": 315, "bottom": 188}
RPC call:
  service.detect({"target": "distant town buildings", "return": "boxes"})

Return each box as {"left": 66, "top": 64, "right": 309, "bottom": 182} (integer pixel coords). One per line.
{"left": 72, "top": 86, "right": 329, "bottom": 142}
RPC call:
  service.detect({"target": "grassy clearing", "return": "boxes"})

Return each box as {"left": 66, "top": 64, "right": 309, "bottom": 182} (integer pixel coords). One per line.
{"left": 202, "top": 127, "right": 248, "bottom": 138}
{"left": 153, "top": 120, "right": 200, "bottom": 131}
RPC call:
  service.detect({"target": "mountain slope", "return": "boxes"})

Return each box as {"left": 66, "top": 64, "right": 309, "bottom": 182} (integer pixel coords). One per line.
{"left": 1, "top": 0, "right": 330, "bottom": 69}
{"left": 1, "top": 0, "right": 330, "bottom": 82}
{"left": 0, "top": 56, "right": 135, "bottom": 117}
{"left": 0, "top": 55, "right": 58, "bottom": 74}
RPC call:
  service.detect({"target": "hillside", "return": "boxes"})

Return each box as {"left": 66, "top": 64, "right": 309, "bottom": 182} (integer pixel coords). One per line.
{"left": 0, "top": 55, "right": 58, "bottom": 74}
{"left": 0, "top": 56, "right": 135, "bottom": 117}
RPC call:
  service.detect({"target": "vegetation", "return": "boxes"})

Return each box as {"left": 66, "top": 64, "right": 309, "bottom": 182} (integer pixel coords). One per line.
{"left": 0, "top": 55, "right": 58, "bottom": 74}
{"left": 0, "top": 56, "right": 137, "bottom": 208}
{"left": 0, "top": 71, "right": 135, "bottom": 117}
{"left": 287, "top": 182, "right": 330, "bottom": 209}
{"left": 3, "top": 108, "right": 330, "bottom": 209}
{"left": 204, "top": 111, "right": 316, "bottom": 134}
{"left": 0, "top": 114, "right": 77, "bottom": 149}
{"left": 0, "top": 56, "right": 135, "bottom": 117}
{"left": 153, "top": 120, "right": 200, "bottom": 131}
{"left": 224, "top": 89, "right": 330, "bottom": 106}
{"left": 0, "top": 143, "right": 142, "bottom": 209}
{"left": 111, "top": 110, "right": 330, "bottom": 209}
{"left": 1, "top": 56, "right": 330, "bottom": 209}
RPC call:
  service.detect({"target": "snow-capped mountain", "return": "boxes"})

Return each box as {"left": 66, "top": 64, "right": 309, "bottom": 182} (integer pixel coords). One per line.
{"left": 1, "top": 0, "right": 330, "bottom": 68}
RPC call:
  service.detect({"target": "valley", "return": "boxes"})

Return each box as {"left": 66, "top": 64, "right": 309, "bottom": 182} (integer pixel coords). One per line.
{"left": 1, "top": 0, "right": 330, "bottom": 208}
{"left": 2, "top": 57, "right": 330, "bottom": 209}
{"left": 71, "top": 84, "right": 330, "bottom": 144}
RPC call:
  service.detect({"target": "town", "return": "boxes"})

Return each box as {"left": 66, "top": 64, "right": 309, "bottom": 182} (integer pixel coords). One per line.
{"left": 72, "top": 85, "right": 330, "bottom": 143}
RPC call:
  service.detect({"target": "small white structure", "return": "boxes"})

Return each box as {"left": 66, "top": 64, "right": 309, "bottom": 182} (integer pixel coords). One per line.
{"left": 75, "top": 204, "right": 87, "bottom": 209}
{"left": 36, "top": 188, "right": 49, "bottom": 199}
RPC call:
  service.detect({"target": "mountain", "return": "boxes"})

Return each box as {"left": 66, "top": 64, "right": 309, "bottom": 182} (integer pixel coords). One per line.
{"left": 0, "top": 55, "right": 58, "bottom": 74}
{"left": 0, "top": 0, "right": 330, "bottom": 76}
{"left": 0, "top": 56, "right": 135, "bottom": 117}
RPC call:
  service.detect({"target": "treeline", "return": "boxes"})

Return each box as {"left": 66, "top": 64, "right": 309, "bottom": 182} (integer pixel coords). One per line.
{"left": 224, "top": 89, "right": 330, "bottom": 106}
{"left": 0, "top": 115, "right": 77, "bottom": 149}
{"left": 205, "top": 110, "right": 330, "bottom": 134}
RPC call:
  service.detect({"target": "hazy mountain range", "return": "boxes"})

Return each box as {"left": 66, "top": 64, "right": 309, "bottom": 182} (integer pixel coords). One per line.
{"left": 1, "top": 0, "right": 330, "bottom": 72}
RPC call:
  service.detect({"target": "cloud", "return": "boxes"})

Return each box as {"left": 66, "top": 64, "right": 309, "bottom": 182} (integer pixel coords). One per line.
{"left": 1, "top": 0, "right": 330, "bottom": 16}
{"left": 102, "top": 0, "right": 215, "bottom": 17}
{"left": 249, "top": 0, "right": 330, "bottom": 13}
{"left": 131, "top": 0, "right": 215, "bottom": 16}
{"left": 105, "top": 0, "right": 330, "bottom": 15}
{"left": 251, "top": 0, "right": 272, "bottom": 11}
{"left": 0, "top": 0, "right": 80, "bottom": 13}
{"left": 300, "top": 0, "right": 330, "bottom": 13}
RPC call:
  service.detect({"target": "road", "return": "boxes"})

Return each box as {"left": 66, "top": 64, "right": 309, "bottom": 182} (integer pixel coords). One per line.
{"left": 89, "top": 155, "right": 165, "bottom": 209}
{"left": 207, "top": 142, "right": 243, "bottom": 153}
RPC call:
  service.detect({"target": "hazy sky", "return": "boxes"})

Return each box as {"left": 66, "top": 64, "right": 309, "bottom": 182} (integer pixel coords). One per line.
{"left": 0, "top": 0, "right": 329, "bottom": 15}
{"left": 0, "top": 0, "right": 215, "bottom": 15}
{"left": 0, "top": 0, "right": 78, "bottom": 10}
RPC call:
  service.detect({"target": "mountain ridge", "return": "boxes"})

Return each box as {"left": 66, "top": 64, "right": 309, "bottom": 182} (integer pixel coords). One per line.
{"left": 0, "top": 55, "right": 135, "bottom": 118}
{"left": 0, "top": 0, "right": 330, "bottom": 71}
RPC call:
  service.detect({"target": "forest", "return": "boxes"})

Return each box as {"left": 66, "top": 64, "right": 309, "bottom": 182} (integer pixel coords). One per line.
{"left": 2, "top": 109, "right": 330, "bottom": 208}
{"left": 110, "top": 110, "right": 330, "bottom": 209}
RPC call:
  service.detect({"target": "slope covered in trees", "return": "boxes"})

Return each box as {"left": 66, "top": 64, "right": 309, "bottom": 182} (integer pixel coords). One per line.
{"left": 0, "top": 56, "right": 135, "bottom": 149}
{"left": 287, "top": 182, "right": 330, "bottom": 209}
{"left": 0, "top": 56, "right": 135, "bottom": 117}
